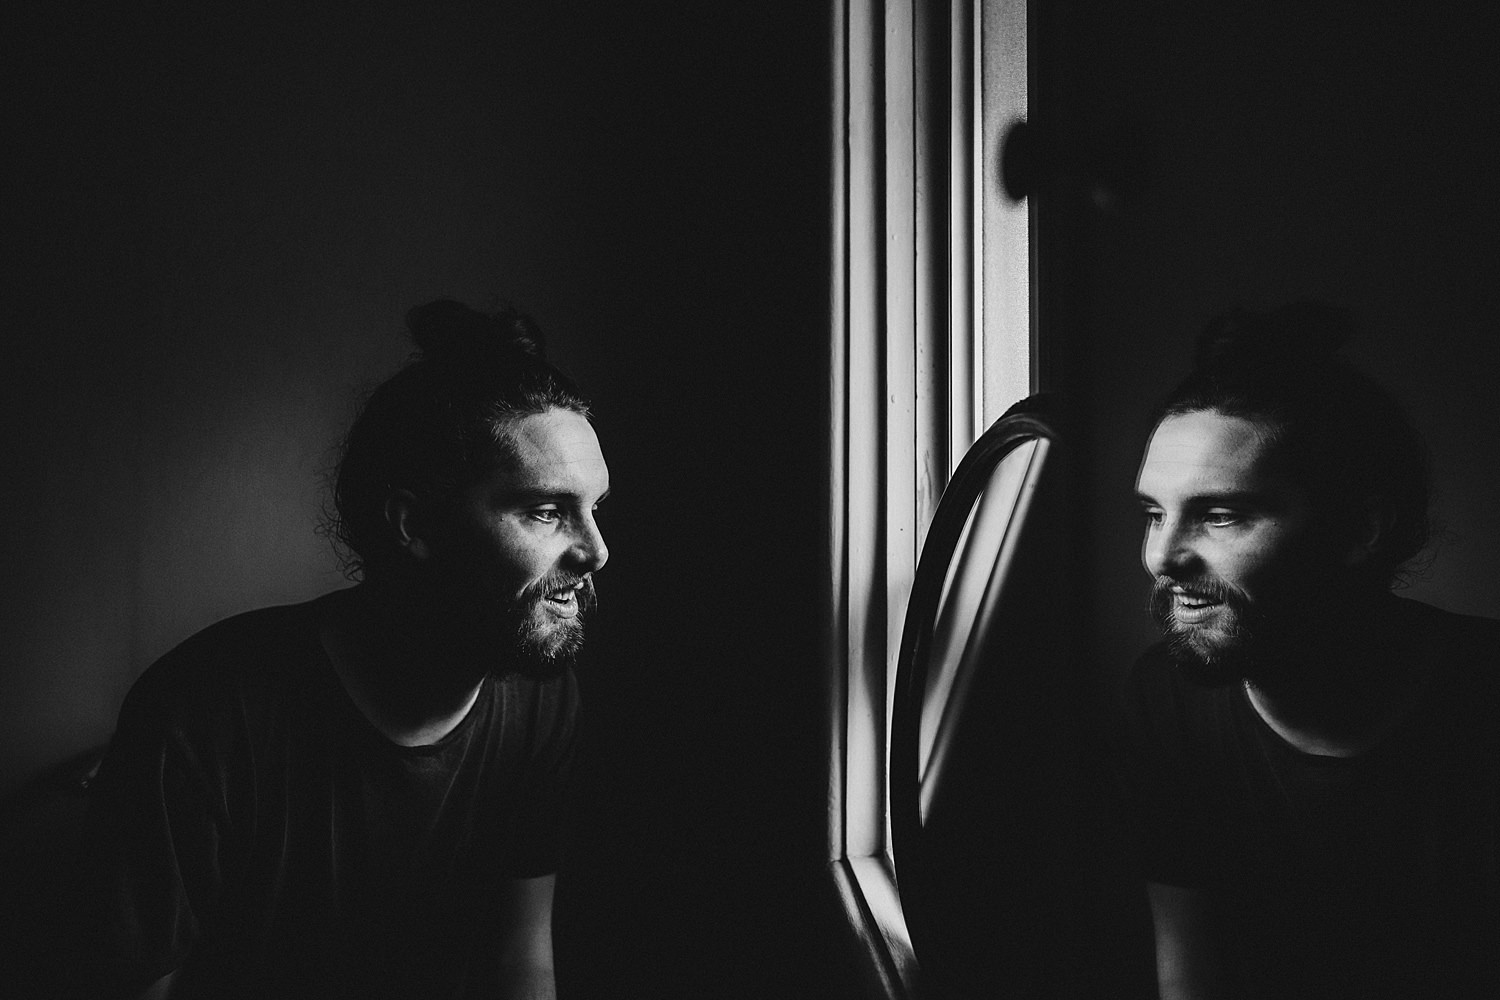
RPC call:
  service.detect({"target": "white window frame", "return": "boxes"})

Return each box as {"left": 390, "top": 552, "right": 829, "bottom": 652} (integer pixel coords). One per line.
{"left": 826, "top": 0, "right": 1031, "bottom": 994}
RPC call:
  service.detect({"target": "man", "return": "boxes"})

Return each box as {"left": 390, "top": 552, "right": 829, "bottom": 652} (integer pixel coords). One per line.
{"left": 1121, "top": 303, "right": 1498, "bottom": 1000}
{"left": 70, "top": 300, "right": 609, "bottom": 999}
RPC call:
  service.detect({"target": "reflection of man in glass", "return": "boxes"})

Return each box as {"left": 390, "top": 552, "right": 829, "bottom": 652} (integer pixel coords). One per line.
{"left": 71, "top": 301, "right": 609, "bottom": 1000}
{"left": 1122, "top": 303, "right": 1498, "bottom": 1000}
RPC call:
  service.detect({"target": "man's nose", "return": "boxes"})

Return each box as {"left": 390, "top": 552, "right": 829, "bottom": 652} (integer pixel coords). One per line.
{"left": 569, "top": 514, "right": 609, "bottom": 574}
{"left": 1143, "top": 519, "right": 1196, "bottom": 579}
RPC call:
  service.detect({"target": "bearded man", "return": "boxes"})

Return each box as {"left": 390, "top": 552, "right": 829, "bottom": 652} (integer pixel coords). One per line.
{"left": 71, "top": 301, "right": 608, "bottom": 1000}
{"left": 1121, "top": 303, "right": 1498, "bottom": 1000}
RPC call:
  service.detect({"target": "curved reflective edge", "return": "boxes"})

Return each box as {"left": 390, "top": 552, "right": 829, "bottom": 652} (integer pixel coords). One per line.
{"left": 888, "top": 392, "right": 1066, "bottom": 982}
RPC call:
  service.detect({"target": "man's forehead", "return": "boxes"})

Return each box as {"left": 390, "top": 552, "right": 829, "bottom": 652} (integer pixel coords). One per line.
{"left": 1137, "top": 410, "right": 1284, "bottom": 493}
{"left": 507, "top": 408, "right": 603, "bottom": 456}
{"left": 486, "top": 408, "right": 609, "bottom": 493}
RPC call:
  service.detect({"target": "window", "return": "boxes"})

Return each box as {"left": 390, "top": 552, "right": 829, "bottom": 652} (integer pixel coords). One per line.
{"left": 826, "top": 0, "right": 1030, "bottom": 993}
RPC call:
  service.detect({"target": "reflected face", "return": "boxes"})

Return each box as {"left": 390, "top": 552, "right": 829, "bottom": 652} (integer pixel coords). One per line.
{"left": 426, "top": 407, "right": 610, "bottom": 669}
{"left": 1135, "top": 410, "right": 1320, "bottom": 683}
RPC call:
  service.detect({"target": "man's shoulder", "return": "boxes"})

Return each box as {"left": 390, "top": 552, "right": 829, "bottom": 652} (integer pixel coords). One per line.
{"left": 1393, "top": 597, "right": 1500, "bottom": 737}
{"left": 124, "top": 592, "right": 337, "bottom": 720}
{"left": 1394, "top": 594, "right": 1500, "bottom": 643}
{"left": 96, "top": 594, "right": 344, "bottom": 808}
{"left": 1391, "top": 596, "right": 1500, "bottom": 688}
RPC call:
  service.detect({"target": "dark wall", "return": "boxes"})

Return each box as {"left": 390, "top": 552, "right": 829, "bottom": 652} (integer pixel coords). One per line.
{"left": 1033, "top": 2, "right": 1500, "bottom": 682}
{"left": 3, "top": 4, "right": 850, "bottom": 996}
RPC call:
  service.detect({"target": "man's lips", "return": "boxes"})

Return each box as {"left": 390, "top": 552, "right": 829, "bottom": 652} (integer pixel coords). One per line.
{"left": 1171, "top": 589, "right": 1223, "bottom": 624}
{"left": 541, "top": 581, "right": 585, "bottom": 619}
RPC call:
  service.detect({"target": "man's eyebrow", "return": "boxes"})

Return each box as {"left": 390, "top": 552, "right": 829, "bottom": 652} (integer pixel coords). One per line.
{"left": 496, "top": 485, "right": 611, "bottom": 504}
{"left": 1187, "top": 490, "right": 1274, "bottom": 507}
{"left": 1134, "top": 489, "right": 1274, "bottom": 507}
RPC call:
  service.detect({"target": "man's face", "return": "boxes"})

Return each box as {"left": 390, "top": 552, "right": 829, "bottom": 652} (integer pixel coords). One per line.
{"left": 1135, "top": 409, "right": 1329, "bottom": 684}
{"left": 424, "top": 407, "right": 610, "bottom": 671}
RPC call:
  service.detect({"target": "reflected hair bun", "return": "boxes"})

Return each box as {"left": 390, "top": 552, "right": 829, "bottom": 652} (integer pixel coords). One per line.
{"left": 405, "top": 299, "right": 548, "bottom": 363}
{"left": 1193, "top": 300, "right": 1353, "bottom": 372}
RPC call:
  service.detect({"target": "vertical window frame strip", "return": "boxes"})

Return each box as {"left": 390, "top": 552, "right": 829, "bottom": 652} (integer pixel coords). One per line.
{"left": 914, "top": 0, "right": 950, "bottom": 541}
{"left": 841, "top": 0, "right": 888, "bottom": 867}
{"left": 829, "top": 0, "right": 921, "bottom": 993}
{"left": 882, "top": 0, "right": 919, "bottom": 862}
{"left": 949, "top": 0, "right": 980, "bottom": 465}
{"left": 827, "top": 0, "right": 851, "bottom": 863}
{"left": 979, "top": 0, "right": 1031, "bottom": 421}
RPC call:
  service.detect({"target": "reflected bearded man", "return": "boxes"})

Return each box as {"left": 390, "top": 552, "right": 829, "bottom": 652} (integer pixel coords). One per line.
{"left": 70, "top": 301, "right": 609, "bottom": 1000}
{"left": 1120, "top": 303, "right": 1499, "bottom": 1000}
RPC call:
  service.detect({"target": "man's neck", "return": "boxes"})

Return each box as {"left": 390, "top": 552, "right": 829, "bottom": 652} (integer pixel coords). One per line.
{"left": 1240, "top": 592, "right": 1426, "bottom": 757}
{"left": 320, "top": 583, "right": 490, "bottom": 747}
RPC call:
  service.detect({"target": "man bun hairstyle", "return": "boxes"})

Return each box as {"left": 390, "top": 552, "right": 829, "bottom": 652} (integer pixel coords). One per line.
{"left": 1158, "top": 301, "right": 1431, "bottom": 586}
{"left": 330, "top": 299, "right": 591, "bottom": 578}
{"left": 405, "top": 298, "right": 549, "bottom": 363}
{"left": 1191, "top": 300, "right": 1353, "bottom": 372}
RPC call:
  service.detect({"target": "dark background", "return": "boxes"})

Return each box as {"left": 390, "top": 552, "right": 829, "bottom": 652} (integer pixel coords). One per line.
{"left": 3, "top": 2, "right": 1496, "bottom": 997}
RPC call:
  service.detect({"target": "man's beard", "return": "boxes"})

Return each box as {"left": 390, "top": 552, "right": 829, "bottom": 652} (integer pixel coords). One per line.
{"left": 419, "top": 568, "right": 596, "bottom": 680}
{"left": 504, "top": 572, "right": 596, "bottom": 677}
{"left": 1148, "top": 575, "right": 1284, "bottom": 688}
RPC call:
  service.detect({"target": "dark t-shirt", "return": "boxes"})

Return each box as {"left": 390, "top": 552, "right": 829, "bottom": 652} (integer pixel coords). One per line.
{"left": 1120, "top": 597, "right": 1499, "bottom": 1000}
{"left": 71, "top": 592, "right": 578, "bottom": 1000}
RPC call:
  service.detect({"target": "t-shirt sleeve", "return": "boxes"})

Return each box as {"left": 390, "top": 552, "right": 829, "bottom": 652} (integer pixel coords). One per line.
{"left": 1116, "top": 648, "right": 1225, "bottom": 888}
{"left": 68, "top": 664, "right": 230, "bottom": 997}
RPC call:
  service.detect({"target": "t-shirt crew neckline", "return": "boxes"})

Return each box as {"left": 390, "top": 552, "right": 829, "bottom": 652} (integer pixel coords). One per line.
{"left": 1235, "top": 675, "right": 1423, "bottom": 768}
{"left": 312, "top": 589, "right": 489, "bottom": 759}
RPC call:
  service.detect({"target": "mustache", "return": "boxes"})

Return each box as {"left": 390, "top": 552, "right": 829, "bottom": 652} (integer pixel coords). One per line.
{"left": 1148, "top": 574, "right": 1242, "bottom": 607}
{"left": 1147, "top": 574, "right": 1251, "bottom": 628}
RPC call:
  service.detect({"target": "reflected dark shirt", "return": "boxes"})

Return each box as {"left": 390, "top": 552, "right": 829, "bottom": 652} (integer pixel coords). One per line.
{"left": 1121, "top": 597, "right": 1499, "bottom": 1000}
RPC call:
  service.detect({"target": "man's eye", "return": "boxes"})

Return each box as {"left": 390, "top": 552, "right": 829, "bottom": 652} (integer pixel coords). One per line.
{"left": 1203, "top": 510, "right": 1240, "bottom": 527}
{"left": 1139, "top": 508, "right": 1164, "bottom": 525}
{"left": 530, "top": 509, "right": 561, "bottom": 524}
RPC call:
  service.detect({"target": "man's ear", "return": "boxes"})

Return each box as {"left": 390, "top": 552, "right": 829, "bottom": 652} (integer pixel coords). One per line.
{"left": 1344, "top": 501, "right": 1395, "bottom": 568}
{"left": 385, "top": 490, "right": 432, "bottom": 562}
